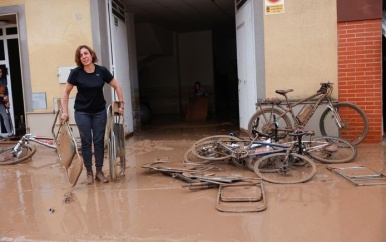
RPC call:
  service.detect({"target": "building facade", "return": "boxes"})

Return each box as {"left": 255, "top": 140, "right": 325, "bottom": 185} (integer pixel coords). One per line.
{"left": 0, "top": 0, "right": 383, "bottom": 143}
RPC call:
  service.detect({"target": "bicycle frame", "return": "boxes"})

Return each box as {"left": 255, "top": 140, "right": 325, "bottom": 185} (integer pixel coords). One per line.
{"left": 258, "top": 83, "right": 343, "bottom": 129}
{"left": 228, "top": 131, "right": 309, "bottom": 160}
{"left": 245, "top": 131, "right": 314, "bottom": 159}
{"left": 245, "top": 141, "right": 289, "bottom": 158}
{"left": 24, "top": 134, "right": 56, "bottom": 148}
{"left": 12, "top": 134, "right": 56, "bottom": 157}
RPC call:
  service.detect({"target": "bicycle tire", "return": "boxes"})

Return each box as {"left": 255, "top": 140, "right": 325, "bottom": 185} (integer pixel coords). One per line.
{"left": 305, "top": 136, "right": 357, "bottom": 163}
{"left": 0, "top": 144, "right": 37, "bottom": 165}
{"left": 319, "top": 102, "right": 368, "bottom": 145}
{"left": 183, "top": 147, "right": 213, "bottom": 164}
{"left": 230, "top": 157, "right": 245, "bottom": 167}
{"left": 192, "top": 135, "right": 244, "bottom": 161}
{"left": 254, "top": 153, "right": 316, "bottom": 184}
{"left": 248, "top": 108, "right": 292, "bottom": 142}
{"left": 245, "top": 156, "right": 259, "bottom": 172}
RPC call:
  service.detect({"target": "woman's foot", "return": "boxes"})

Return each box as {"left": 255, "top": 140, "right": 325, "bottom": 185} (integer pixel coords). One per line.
{"left": 86, "top": 171, "right": 94, "bottom": 185}
{"left": 95, "top": 171, "right": 109, "bottom": 183}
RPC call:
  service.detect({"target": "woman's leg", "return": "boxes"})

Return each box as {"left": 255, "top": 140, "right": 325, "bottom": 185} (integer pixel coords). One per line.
{"left": 91, "top": 110, "right": 107, "bottom": 172}
{"left": 74, "top": 111, "right": 93, "bottom": 172}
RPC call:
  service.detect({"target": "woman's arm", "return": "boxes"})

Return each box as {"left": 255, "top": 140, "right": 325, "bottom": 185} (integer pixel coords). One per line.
{"left": 61, "top": 83, "right": 74, "bottom": 122}
{"left": 109, "top": 78, "right": 124, "bottom": 114}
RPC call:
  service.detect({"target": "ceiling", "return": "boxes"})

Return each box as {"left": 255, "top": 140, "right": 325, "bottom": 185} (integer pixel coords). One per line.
{"left": 0, "top": 1, "right": 236, "bottom": 32}
{"left": 122, "top": 0, "right": 236, "bottom": 32}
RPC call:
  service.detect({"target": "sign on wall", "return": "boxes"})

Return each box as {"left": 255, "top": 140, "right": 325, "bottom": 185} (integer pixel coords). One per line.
{"left": 265, "top": 0, "right": 285, "bottom": 15}
{"left": 32, "top": 92, "right": 47, "bottom": 110}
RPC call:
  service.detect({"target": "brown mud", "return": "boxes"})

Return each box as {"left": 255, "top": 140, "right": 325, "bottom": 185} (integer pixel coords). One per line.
{"left": 0, "top": 121, "right": 386, "bottom": 241}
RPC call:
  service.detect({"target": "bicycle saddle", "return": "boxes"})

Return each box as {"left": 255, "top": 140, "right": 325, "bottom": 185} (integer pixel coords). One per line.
{"left": 275, "top": 89, "right": 294, "bottom": 95}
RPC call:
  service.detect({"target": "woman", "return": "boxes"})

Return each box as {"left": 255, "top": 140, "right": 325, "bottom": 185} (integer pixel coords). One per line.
{"left": 61, "top": 45, "right": 124, "bottom": 185}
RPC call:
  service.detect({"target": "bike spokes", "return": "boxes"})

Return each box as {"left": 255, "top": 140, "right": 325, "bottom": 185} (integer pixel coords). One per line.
{"left": 254, "top": 153, "right": 316, "bottom": 184}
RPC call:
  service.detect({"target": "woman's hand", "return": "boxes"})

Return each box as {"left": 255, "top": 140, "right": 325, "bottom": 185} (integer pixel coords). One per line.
{"left": 118, "top": 106, "right": 124, "bottom": 115}
{"left": 61, "top": 113, "right": 69, "bottom": 123}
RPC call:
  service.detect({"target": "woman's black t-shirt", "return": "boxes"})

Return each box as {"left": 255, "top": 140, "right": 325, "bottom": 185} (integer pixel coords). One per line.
{"left": 67, "top": 65, "right": 113, "bottom": 113}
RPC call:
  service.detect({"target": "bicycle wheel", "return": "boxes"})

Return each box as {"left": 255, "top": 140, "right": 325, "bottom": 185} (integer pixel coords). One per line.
{"left": 248, "top": 108, "right": 292, "bottom": 142}
{"left": 0, "top": 144, "right": 37, "bottom": 165}
{"left": 305, "top": 136, "right": 357, "bottom": 163}
{"left": 319, "top": 102, "right": 368, "bottom": 145}
{"left": 254, "top": 153, "right": 316, "bottom": 184}
{"left": 183, "top": 147, "right": 213, "bottom": 164}
{"left": 192, "top": 135, "right": 244, "bottom": 161}
{"left": 245, "top": 156, "right": 260, "bottom": 172}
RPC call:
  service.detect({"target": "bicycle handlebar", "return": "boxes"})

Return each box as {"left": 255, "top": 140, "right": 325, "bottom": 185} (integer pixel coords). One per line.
{"left": 317, "top": 82, "right": 333, "bottom": 94}
{"left": 320, "top": 82, "right": 333, "bottom": 86}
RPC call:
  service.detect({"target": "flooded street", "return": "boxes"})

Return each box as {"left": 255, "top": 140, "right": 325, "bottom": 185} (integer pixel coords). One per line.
{"left": 1, "top": 121, "right": 386, "bottom": 241}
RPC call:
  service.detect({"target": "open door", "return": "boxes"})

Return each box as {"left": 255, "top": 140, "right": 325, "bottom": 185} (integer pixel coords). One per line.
{"left": 235, "top": 0, "right": 258, "bottom": 130}
{"left": 106, "top": 0, "right": 134, "bottom": 133}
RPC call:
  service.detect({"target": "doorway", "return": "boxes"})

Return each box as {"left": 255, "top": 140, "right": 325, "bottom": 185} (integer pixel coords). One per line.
{"left": 0, "top": 14, "right": 25, "bottom": 136}
{"left": 128, "top": 1, "right": 238, "bottom": 126}
{"left": 135, "top": 28, "right": 238, "bottom": 125}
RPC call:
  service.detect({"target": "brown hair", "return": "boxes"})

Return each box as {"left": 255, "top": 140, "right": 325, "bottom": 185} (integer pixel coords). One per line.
{"left": 74, "top": 45, "right": 98, "bottom": 67}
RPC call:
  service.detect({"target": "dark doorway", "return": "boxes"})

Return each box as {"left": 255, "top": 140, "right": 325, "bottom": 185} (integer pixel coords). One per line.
{"left": 0, "top": 17, "right": 25, "bottom": 136}
{"left": 129, "top": 1, "right": 238, "bottom": 126}
{"left": 7, "top": 38, "right": 25, "bottom": 136}
{"left": 212, "top": 28, "right": 239, "bottom": 123}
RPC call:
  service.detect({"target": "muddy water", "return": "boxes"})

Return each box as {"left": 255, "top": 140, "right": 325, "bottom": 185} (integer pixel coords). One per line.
{"left": 1, "top": 122, "right": 386, "bottom": 241}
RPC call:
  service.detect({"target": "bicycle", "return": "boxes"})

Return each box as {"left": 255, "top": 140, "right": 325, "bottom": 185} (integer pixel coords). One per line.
{"left": 186, "top": 130, "right": 357, "bottom": 163}
{"left": 0, "top": 100, "right": 84, "bottom": 187}
{"left": 185, "top": 131, "right": 357, "bottom": 184}
{"left": 186, "top": 132, "right": 316, "bottom": 184}
{"left": 243, "top": 134, "right": 357, "bottom": 173}
{"left": 253, "top": 129, "right": 359, "bottom": 184}
{"left": 247, "top": 82, "right": 368, "bottom": 145}
{"left": 0, "top": 134, "right": 53, "bottom": 165}
{"left": 0, "top": 104, "right": 74, "bottom": 166}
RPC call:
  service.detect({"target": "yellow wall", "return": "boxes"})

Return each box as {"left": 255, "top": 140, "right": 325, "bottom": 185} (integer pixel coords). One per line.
{"left": 263, "top": 0, "right": 338, "bottom": 100}
{"left": 1, "top": 0, "right": 339, "bottom": 109}
{"left": 0, "top": 0, "right": 93, "bottom": 110}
